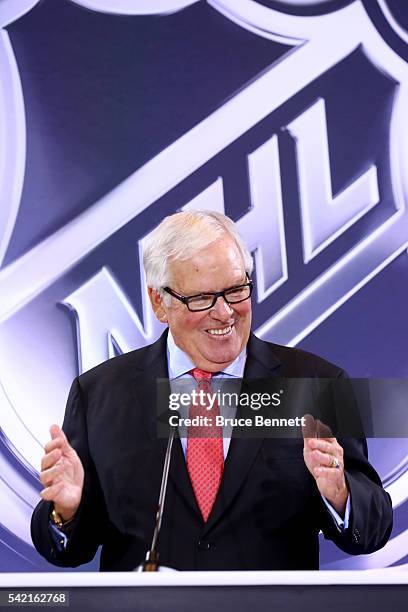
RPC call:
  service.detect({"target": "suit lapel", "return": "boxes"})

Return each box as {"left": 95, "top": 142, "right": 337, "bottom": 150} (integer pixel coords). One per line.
{"left": 130, "top": 331, "right": 200, "bottom": 518}
{"left": 202, "top": 334, "right": 282, "bottom": 534}
{"left": 130, "top": 331, "right": 169, "bottom": 445}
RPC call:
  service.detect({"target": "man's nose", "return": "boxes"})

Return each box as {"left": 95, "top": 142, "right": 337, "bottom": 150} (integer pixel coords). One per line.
{"left": 209, "top": 296, "right": 234, "bottom": 319}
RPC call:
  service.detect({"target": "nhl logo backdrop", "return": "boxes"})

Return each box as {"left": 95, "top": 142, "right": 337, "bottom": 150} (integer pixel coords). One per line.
{"left": 0, "top": 0, "right": 407, "bottom": 570}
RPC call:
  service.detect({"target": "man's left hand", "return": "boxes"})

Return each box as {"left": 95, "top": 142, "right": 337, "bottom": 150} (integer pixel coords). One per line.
{"left": 302, "top": 417, "right": 348, "bottom": 517}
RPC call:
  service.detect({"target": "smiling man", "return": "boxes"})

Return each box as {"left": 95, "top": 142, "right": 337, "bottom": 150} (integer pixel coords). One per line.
{"left": 147, "top": 220, "right": 252, "bottom": 372}
{"left": 31, "top": 211, "right": 392, "bottom": 571}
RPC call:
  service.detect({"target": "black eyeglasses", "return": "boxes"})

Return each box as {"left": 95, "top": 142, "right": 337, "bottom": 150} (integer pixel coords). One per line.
{"left": 163, "top": 279, "right": 253, "bottom": 312}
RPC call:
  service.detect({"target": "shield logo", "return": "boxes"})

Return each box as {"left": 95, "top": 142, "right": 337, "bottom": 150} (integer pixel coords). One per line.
{"left": 0, "top": 0, "right": 407, "bottom": 569}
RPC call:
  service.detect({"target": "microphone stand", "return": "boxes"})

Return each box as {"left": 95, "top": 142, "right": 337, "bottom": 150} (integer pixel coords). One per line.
{"left": 140, "top": 424, "right": 176, "bottom": 572}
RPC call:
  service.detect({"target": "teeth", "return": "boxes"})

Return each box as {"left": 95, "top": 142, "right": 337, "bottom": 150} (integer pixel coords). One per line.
{"left": 207, "top": 326, "right": 232, "bottom": 336}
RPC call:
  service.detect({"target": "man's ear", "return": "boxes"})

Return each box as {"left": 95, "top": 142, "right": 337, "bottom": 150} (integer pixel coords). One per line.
{"left": 148, "top": 288, "right": 168, "bottom": 323}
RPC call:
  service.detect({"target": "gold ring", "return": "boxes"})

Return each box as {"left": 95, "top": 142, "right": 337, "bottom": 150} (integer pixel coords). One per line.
{"left": 330, "top": 456, "right": 340, "bottom": 469}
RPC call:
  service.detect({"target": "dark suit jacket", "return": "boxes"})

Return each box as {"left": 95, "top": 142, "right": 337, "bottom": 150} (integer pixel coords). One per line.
{"left": 31, "top": 332, "right": 393, "bottom": 570}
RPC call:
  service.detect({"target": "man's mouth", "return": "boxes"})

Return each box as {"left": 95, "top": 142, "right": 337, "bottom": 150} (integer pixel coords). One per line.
{"left": 205, "top": 325, "right": 233, "bottom": 337}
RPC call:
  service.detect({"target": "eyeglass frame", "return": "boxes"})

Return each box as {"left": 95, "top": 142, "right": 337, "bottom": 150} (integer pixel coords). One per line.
{"left": 162, "top": 276, "right": 253, "bottom": 312}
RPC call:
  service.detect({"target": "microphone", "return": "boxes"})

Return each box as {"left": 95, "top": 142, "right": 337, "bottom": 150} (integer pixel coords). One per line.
{"left": 138, "top": 424, "right": 177, "bottom": 572}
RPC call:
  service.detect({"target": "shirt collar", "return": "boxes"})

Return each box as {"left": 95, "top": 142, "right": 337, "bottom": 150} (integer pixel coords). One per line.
{"left": 167, "top": 329, "right": 246, "bottom": 380}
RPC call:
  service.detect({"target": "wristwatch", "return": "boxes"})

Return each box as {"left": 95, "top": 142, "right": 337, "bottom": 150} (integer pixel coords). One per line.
{"left": 51, "top": 507, "right": 73, "bottom": 530}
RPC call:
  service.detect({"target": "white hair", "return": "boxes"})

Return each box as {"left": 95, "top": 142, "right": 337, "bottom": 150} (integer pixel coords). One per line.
{"left": 143, "top": 210, "right": 253, "bottom": 291}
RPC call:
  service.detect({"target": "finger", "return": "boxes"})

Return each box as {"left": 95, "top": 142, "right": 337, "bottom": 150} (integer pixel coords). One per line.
{"left": 307, "top": 439, "right": 337, "bottom": 454}
{"left": 39, "top": 464, "right": 63, "bottom": 487}
{"left": 44, "top": 437, "right": 65, "bottom": 453}
{"left": 50, "top": 424, "right": 62, "bottom": 440}
{"left": 49, "top": 425, "right": 71, "bottom": 453}
{"left": 313, "top": 466, "right": 344, "bottom": 478}
{"left": 310, "top": 449, "right": 338, "bottom": 468}
{"left": 41, "top": 448, "right": 62, "bottom": 471}
{"left": 302, "top": 414, "right": 317, "bottom": 439}
{"left": 40, "top": 480, "right": 65, "bottom": 502}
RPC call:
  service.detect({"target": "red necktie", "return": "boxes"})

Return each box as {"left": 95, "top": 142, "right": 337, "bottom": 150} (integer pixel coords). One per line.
{"left": 186, "top": 368, "right": 224, "bottom": 522}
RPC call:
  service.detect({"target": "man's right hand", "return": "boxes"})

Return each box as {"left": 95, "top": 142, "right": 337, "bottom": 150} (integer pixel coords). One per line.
{"left": 40, "top": 424, "right": 84, "bottom": 522}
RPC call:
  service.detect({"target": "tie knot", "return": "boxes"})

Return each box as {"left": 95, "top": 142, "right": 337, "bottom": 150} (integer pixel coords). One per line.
{"left": 190, "top": 368, "right": 212, "bottom": 382}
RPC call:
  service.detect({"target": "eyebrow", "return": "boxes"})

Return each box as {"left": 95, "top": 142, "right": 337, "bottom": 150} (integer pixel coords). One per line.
{"left": 181, "top": 278, "right": 248, "bottom": 298}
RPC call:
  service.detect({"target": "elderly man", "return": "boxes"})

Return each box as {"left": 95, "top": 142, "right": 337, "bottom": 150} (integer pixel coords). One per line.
{"left": 31, "top": 211, "right": 392, "bottom": 570}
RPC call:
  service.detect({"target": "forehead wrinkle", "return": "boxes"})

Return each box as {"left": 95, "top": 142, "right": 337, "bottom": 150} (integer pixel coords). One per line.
{"left": 177, "top": 272, "right": 247, "bottom": 297}
{"left": 168, "top": 237, "right": 246, "bottom": 293}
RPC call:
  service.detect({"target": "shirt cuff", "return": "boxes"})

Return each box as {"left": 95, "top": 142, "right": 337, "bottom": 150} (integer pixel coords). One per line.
{"left": 49, "top": 519, "right": 69, "bottom": 552}
{"left": 322, "top": 494, "right": 350, "bottom": 530}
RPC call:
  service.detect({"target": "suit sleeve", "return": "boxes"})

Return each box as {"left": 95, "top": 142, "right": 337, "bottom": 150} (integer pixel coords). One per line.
{"left": 319, "top": 436, "right": 392, "bottom": 554}
{"left": 31, "top": 377, "right": 108, "bottom": 567}
{"left": 318, "top": 371, "right": 393, "bottom": 554}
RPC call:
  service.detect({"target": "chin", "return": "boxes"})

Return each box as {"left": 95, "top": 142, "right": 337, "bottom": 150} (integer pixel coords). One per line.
{"left": 205, "top": 348, "right": 239, "bottom": 366}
